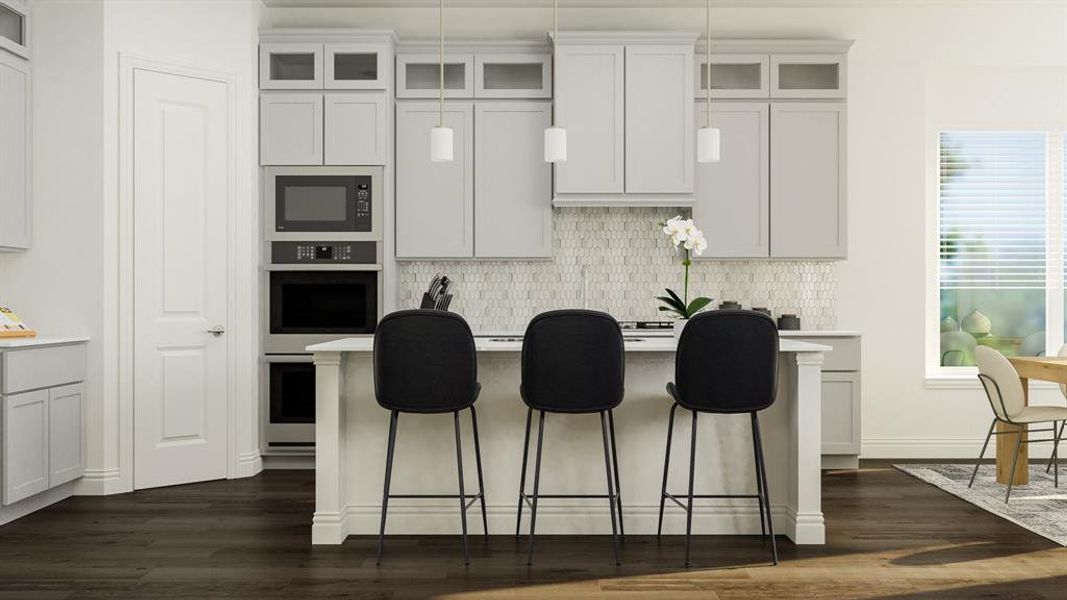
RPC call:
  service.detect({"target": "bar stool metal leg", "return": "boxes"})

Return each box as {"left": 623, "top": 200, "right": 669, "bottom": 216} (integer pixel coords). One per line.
{"left": 969, "top": 419, "right": 997, "bottom": 488}
{"left": 658, "top": 402, "right": 678, "bottom": 538}
{"left": 453, "top": 411, "right": 470, "bottom": 565}
{"left": 600, "top": 411, "right": 622, "bottom": 565}
{"left": 608, "top": 409, "right": 624, "bottom": 540}
{"left": 750, "top": 414, "right": 767, "bottom": 539}
{"left": 469, "top": 405, "right": 489, "bottom": 538}
{"left": 527, "top": 411, "right": 545, "bottom": 565}
{"left": 685, "top": 409, "right": 698, "bottom": 568}
{"left": 376, "top": 410, "right": 399, "bottom": 566}
{"left": 752, "top": 412, "right": 777, "bottom": 565}
{"left": 516, "top": 407, "right": 533, "bottom": 537}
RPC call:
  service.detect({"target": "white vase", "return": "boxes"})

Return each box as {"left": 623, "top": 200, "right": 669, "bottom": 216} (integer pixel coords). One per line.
{"left": 673, "top": 318, "right": 687, "bottom": 340}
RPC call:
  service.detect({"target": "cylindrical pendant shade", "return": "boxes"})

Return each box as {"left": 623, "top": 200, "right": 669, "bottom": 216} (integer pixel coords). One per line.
{"left": 430, "top": 126, "right": 453, "bottom": 162}
{"left": 544, "top": 126, "right": 567, "bottom": 163}
{"left": 697, "top": 126, "right": 721, "bottom": 163}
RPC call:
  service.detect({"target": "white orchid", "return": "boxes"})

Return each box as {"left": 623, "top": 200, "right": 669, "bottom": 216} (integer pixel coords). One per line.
{"left": 684, "top": 230, "right": 708, "bottom": 256}
{"left": 656, "top": 216, "right": 713, "bottom": 319}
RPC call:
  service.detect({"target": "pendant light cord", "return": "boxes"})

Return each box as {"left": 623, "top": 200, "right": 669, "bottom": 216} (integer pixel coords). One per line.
{"left": 551, "top": 0, "right": 558, "bottom": 127}
{"left": 705, "top": 0, "right": 711, "bottom": 127}
{"left": 439, "top": 0, "right": 445, "bottom": 128}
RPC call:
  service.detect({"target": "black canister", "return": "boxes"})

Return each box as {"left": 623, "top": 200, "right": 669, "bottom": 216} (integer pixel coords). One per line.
{"left": 752, "top": 307, "right": 771, "bottom": 317}
{"left": 718, "top": 300, "right": 741, "bottom": 310}
{"left": 778, "top": 313, "right": 801, "bottom": 330}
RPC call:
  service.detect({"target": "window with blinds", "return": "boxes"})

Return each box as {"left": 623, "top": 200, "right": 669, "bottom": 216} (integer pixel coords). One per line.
{"left": 939, "top": 132, "right": 1047, "bottom": 290}
{"left": 937, "top": 131, "right": 1048, "bottom": 367}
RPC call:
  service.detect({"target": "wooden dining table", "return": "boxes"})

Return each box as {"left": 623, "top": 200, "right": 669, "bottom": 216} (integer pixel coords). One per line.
{"left": 997, "top": 357, "right": 1067, "bottom": 485}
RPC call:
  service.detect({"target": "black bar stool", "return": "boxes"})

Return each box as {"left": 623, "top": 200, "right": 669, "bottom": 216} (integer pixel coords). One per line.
{"left": 373, "top": 310, "right": 487, "bottom": 566}
{"left": 657, "top": 310, "right": 779, "bottom": 567}
{"left": 515, "top": 309, "right": 625, "bottom": 565}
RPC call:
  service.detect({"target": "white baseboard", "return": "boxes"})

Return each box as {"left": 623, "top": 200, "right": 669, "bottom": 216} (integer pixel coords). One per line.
{"left": 862, "top": 436, "right": 1061, "bottom": 460}
{"left": 313, "top": 503, "right": 824, "bottom": 545}
{"left": 73, "top": 468, "right": 125, "bottom": 496}
{"left": 235, "top": 451, "right": 263, "bottom": 478}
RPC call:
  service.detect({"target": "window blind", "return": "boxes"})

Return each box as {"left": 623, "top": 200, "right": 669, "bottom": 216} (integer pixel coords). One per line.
{"left": 939, "top": 131, "right": 1047, "bottom": 289}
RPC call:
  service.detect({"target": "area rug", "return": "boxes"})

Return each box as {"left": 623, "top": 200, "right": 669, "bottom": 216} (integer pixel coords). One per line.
{"left": 894, "top": 463, "right": 1067, "bottom": 546}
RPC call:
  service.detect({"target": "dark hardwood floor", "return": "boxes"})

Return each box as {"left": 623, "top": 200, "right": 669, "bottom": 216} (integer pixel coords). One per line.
{"left": 0, "top": 465, "right": 1064, "bottom": 599}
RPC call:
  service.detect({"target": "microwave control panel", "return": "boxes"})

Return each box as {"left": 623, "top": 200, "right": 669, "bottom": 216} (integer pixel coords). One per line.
{"left": 355, "top": 180, "right": 371, "bottom": 220}
{"left": 271, "top": 241, "right": 378, "bottom": 265}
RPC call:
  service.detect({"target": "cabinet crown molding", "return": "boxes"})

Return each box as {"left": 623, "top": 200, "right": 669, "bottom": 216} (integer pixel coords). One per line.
{"left": 259, "top": 28, "right": 399, "bottom": 44}
{"left": 397, "top": 38, "right": 551, "bottom": 54}
{"left": 696, "top": 38, "right": 854, "bottom": 54}
{"left": 551, "top": 30, "right": 701, "bottom": 44}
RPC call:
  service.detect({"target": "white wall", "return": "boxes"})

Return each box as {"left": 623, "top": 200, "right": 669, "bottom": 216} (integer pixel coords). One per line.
{"left": 267, "top": 1, "right": 1067, "bottom": 458}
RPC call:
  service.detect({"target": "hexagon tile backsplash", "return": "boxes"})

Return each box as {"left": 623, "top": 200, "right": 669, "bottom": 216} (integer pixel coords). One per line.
{"left": 397, "top": 207, "right": 837, "bottom": 331}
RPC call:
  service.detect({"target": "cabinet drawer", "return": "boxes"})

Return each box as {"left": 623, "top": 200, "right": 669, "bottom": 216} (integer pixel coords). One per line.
{"left": 2, "top": 344, "right": 86, "bottom": 394}
{"left": 791, "top": 336, "right": 860, "bottom": 371}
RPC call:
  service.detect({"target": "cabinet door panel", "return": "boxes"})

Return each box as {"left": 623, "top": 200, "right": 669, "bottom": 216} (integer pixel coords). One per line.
{"left": 395, "top": 102, "right": 474, "bottom": 258}
{"left": 48, "top": 384, "right": 85, "bottom": 487}
{"left": 396, "top": 54, "right": 474, "bottom": 99}
{"left": 474, "top": 102, "right": 552, "bottom": 258}
{"left": 325, "top": 43, "right": 387, "bottom": 90}
{"left": 324, "top": 93, "right": 388, "bottom": 165}
{"left": 625, "top": 45, "right": 694, "bottom": 193}
{"left": 770, "top": 103, "right": 846, "bottom": 258}
{"left": 0, "top": 53, "right": 30, "bottom": 249}
{"left": 554, "top": 45, "right": 624, "bottom": 194}
{"left": 2, "top": 389, "right": 49, "bottom": 505}
{"left": 693, "top": 102, "right": 768, "bottom": 258}
{"left": 260, "top": 42, "right": 324, "bottom": 90}
{"left": 260, "top": 94, "right": 323, "bottom": 166}
{"left": 821, "top": 372, "right": 860, "bottom": 455}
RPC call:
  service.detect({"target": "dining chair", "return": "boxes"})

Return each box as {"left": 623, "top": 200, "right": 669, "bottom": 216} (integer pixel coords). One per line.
{"left": 971, "top": 346, "right": 1067, "bottom": 501}
{"left": 1048, "top": 345, "right": 1067, "bottom": 474}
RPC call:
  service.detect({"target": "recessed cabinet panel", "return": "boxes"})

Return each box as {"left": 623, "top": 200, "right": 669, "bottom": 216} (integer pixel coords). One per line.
{"left": 625, "top": 45, "right": 694, "bottom": 194}
{"left": 2, "top": 389, "right": 49, "bottom": 505}
{"left": 325, "top": 43, "right": 386, "bottom": 89}
{"left": 474, "top": 54, "right": 551, "bottom": 98}
{"left": 696, "top": 54, "right": 769, "bottom": 98}
{"left": 324, "top": 93, "right": 388, "bottom": 165}
{"left": 0, "top": 52, "right": 29, "bottom": 249}
{"left": 771, "top": 54, "right": 846, "bottom": 98}
{"left": 397, "top": 54, "right": 473, "bottom": 98}
{"left": 770, "top": 103, "right": 847, "bottom": 258}
{"left": 555, "top": 45, "right": 625, "bottom": 194}
{"left": 48, "top": 384, "right": 86, "bottom": 487}
{"left": 260, "top": 94, "right": 324, "bottom": 166}
{"left": 396, "top": 102, "right": 474, "bottom": 258}
{"left": 260, "top": 43, "right": 324, "bottom": 89}
{"left": 820, "top": 372, "right": 860, "bottom": 455}
{"left": 0, "top": 2, "right": 25, "bottom": 57}
{"left": 474, "top": 102, "right": 552, "bottom": 258}
{"left": 693, "top": 102, "right": 769, "bottom": 258}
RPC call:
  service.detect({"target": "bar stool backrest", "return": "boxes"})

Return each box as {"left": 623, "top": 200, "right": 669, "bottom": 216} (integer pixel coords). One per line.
{"left": 674, "top": 310, "right": 779, "bottom": 413}
{"left": 520, "top": 309, "right": 625, "bottom": 413}
{"left": 374, "top": 309, "right": 478, "bottom": 413}
{"left": 975, "top": 345, "right": 1026, "bottom": 422}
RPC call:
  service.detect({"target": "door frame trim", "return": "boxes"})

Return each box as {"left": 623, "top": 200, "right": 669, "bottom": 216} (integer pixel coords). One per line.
{"left": 118, "top": 54, "right": 245, "bottom": 490}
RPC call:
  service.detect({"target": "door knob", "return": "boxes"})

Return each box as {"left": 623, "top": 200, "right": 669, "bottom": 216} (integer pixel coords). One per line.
{"left": 206, "top": 325, "right": 226, "bottom": 336}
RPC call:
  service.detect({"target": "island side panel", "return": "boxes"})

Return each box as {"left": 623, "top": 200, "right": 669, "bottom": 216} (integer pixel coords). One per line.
{"left": 312, "top": 351, "right": 346, "bottom": 545}
{"left": 790, "top": 350, "right": 826, "bottom": 544}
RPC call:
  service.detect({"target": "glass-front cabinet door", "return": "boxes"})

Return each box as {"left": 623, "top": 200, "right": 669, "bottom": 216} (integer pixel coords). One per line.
{"left": 0, "top": 0, "right": 28, "bottom": 58}
{"left": 325, "top": 43, "right": 386, "bottom": 89}
{"left": 260, "top": 42, "right": 324, "bottom": 89}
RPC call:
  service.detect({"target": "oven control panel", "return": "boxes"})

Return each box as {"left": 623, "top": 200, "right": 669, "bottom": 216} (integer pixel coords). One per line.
{"left": 271, "top": 241, "right": 378, "bottom": 265}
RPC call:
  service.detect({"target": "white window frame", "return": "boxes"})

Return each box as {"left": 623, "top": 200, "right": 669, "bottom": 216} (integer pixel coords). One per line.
{"left": 925, "top": 128, "right": 1066, "bottom": 387}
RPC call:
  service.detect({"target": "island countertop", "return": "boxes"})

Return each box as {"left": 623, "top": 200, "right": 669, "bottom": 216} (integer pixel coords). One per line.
{"left": 307, "top": 335, "right": 832, "bottom": 354}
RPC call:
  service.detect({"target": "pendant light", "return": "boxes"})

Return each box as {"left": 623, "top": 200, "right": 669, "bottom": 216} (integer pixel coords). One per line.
{"left": 544, "top": 0, "right": 566, "bottom": 163}
{"left": 697, "top": 0, "right": 721, "bottom": 163}
{"left": 430, "top": 0, "right": 453, "bottom": 162}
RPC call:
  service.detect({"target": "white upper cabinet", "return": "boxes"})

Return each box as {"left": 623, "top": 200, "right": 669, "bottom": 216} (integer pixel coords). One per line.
{"left": 474, "top": 53, "right": 551, "bottom": 99}
{"left": 695, "top": 53, "right": 769, "bottom": 99}
{"left": 260, "top": 42, "right": 324, "bottom": 89}
{"left": 693, "top": 102, "right": 769, "bottom": 258}
{"left": 0, "top": 0, "right": 28, "bottom": 59}
{"left": 771, "top": 53, "right": 846, "bottom": 98}
{"left": 0, "top": 50, "right": 29, "bottom": 250}
{"left": 324, "top": 43, "right": 387, "bottom": 89}
{"left": 260, "top": 93, "right": 324, "bottom": 166}
{"left": 474, "top": 102, "right": 552, "bottom": 258}
{"left": 554, "top": 44, "right": 625, "bottom": 195}
{"left": 395, "top": 102, "right": 474, "bottom": 258}
{"left": 770, "top": 102, "right": 847, "bottom": 258}
{"left": 324, "top": 93, "right": 389, "bottom": 165}
{"left": 396, "top": 53, "right": 473, "bottom": 98}
{"left": 625, "top": 44, "right": 694, "bottom": 194}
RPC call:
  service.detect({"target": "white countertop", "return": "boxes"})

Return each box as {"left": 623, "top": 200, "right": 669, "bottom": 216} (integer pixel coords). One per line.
{"left": 307, "top": 335, "right": 831, "bottom": 354}
{"left": 0, "top": 336, "right": 90, "bottom": 349}
{"left": 476, "top": 329, "right": 860, "bottom": 338}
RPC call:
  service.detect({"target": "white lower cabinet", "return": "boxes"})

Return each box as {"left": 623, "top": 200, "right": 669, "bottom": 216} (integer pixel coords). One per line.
{"left": 396, "top": 100, "right": 553, "bottom": 259}
{"left": 792, "top": 335, "right": 862, "bottom": 462}
{"left": 2, "top": 389, "right": 49, "bottom": 505}
{"left": 1, "top": 342, "right": 87, "bottom": 507}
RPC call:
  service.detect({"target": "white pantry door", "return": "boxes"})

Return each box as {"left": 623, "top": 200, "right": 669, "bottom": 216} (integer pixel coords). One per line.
{"left": 133, "top": 68, "right": 229, "bottom": 490}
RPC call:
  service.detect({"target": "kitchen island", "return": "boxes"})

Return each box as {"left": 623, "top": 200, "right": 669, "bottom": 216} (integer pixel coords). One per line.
{"left": 309, "top": 335, "right": 830, "bottom": 545}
